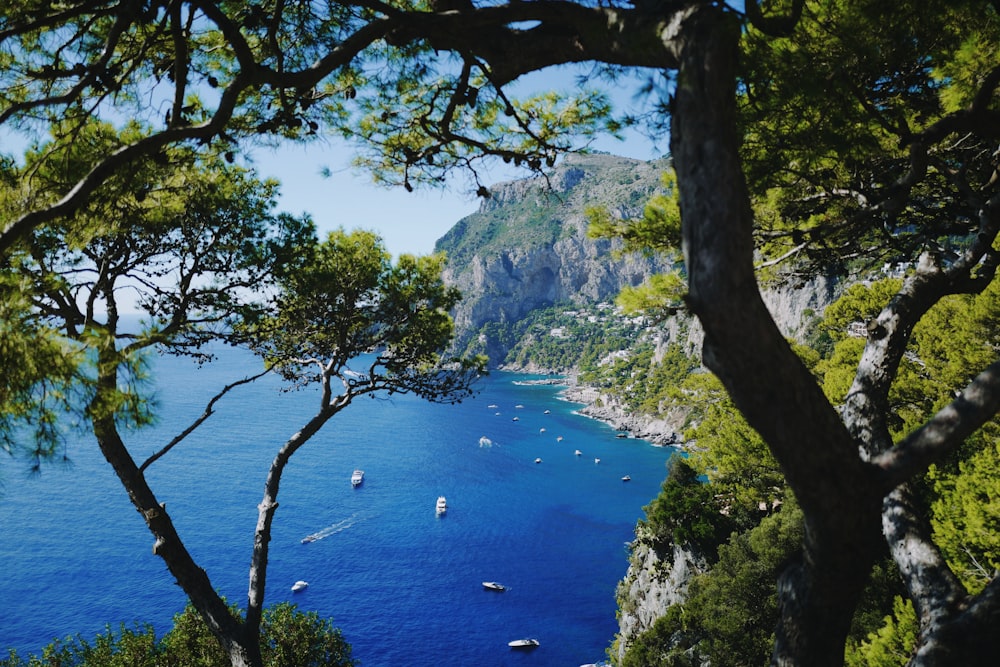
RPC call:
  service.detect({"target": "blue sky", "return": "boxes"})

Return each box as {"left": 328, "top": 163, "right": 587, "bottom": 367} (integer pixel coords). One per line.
{"left": 260, "top": 66, "right": 668, "bottom": 258}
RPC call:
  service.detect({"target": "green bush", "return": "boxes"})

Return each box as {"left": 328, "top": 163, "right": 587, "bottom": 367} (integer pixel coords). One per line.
{"left": 640, "top": 456, "right": 735, "bottom": 560}
{"left": 1, "top": 603, "right": 355, "bottom": 667}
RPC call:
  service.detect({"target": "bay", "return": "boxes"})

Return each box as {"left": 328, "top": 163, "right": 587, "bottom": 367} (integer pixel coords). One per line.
{"left": 0, "top": 345, "right": 674, "bottom": 666}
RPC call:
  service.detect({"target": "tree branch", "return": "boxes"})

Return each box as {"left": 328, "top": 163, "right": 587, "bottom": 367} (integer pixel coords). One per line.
{"left": 883, "top": 485, "right": 966, "bottom": 630}
{"left": 873, "top": 360, "right": 1000, "bottom": 489}
{"left": 139, "top": 368, "right": 272, "bottom": 473}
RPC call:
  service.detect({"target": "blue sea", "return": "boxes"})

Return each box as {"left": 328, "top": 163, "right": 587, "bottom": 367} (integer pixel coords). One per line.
{"left": 0, "top": 345, "right": 675, "bottom": 666}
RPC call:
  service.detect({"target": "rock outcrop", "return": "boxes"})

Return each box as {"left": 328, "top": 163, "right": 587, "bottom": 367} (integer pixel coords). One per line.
{"left": 614, "top": 532, "right": 709, "bottom": 664}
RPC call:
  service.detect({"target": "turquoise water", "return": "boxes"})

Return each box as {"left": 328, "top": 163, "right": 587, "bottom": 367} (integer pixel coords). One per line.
{"left": 0, "top": 346, "right": 674, "bottom": 666}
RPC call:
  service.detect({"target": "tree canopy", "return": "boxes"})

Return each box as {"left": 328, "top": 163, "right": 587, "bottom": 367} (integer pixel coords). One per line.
{"left": 4, "top": 0, "right": 1000, "bottom": 665}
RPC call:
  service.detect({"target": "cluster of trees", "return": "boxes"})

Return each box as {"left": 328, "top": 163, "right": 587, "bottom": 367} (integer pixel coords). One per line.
{"left": 3, "top": 0, "right": 1000, "bottom": 665}
{"left": 617, "top": 273, "right": 1000, "bottom": 665}
{"left": 1, "top": 604, "right": 354, "bottom": 667}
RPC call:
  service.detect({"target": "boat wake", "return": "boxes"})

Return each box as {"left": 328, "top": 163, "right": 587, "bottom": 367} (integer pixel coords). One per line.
{"left": 301, "top": 513, "right": 366, "bottom": 544}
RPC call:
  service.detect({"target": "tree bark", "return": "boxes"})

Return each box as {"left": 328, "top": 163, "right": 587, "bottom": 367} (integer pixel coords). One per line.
{"left": 668, "top": 5, "right": 884, "bottom": 664}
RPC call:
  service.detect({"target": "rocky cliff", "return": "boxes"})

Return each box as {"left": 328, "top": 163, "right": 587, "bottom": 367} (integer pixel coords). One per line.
{"left": 614, "top": 533, "right": 709, "bottom": 664}
{"left": 437, "top": 153, "right": 673, "bottom": 364}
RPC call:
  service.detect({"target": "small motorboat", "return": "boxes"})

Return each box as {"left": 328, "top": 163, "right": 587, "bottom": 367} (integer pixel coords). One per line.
{"left": 595, "top": 458, "right": 601, "bottom": 464}
{"left": 616, "top": 432, "right": 628, "bottom": 438}
{"left": 575, "top": 449, "right": 582, "bottom": 456}
{"left": 508, "top": 638, "right": 540, "bottom": 649}
{"left": 544, "top": 409, "right": 551, "bottom": 414}
{"left": 351, "top": 469, "right": 364, "bottom": 487}
{"left": 534, "top": 457, "right": 542, "bottom": 464}
{"left": 436, "top": 496, "right": 447, "bottom": 513}
{"left": 622, "top": 475, "right": 632, "bottom": 482}
{"left": 482, "top": 581, "right": 506, "bottom": 592}
{"left": 291, "top": 580, "right": 309, "bottom": 592}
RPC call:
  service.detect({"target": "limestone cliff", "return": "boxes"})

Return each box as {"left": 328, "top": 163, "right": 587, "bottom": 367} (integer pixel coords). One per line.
{"left": 614, "top": 533, "right": 709, "bottom": 664}
{"left": 437, "top": 153, "right": 673, "bottom": 364}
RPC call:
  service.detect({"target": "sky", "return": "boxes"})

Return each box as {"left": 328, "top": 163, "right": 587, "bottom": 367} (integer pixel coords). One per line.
{"left": 256, "top": 68, "right": 669, "bottom": 258}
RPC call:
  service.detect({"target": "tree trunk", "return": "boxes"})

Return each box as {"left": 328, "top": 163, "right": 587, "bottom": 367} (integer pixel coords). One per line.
{"left": 90, "top": 346, "right": 264, "bottom": 667}
{"left": 668, "top": 5, "right": 884, "bottom": 664}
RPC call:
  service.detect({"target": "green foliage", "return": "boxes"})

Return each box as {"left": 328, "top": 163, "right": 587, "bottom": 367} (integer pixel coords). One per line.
{"left": 0, "top": 287, "right": 84, "bottom": 470}
{"left": 680, "top": 373, "right": 785, "bottom": 525}
{"left": 0, "top": 603, "right": 355, "bottom": 667}
{"left": 619, "top": 605, "right": 693, "bottom": 667}
{"left": 640, "top": 456, "right": 735, "bottom": 558}
{"left": 741, "top": 0, "right": 999, "bottom": 273}
{"left": 245, "top": 227, "right": 484, "bottom": 402}
{"left": 930, "top": 441, "right": 1000, "bottom": 594}
{"left": 0, "top": 122, "right": 310, "bottom": 468}
{"left": 614, "top": 273, "right": 687, "bottom": 321}
{"left": 844, "top": 596, "right": 918, "bottom": 667}
{"left": 587, "top": 170, "right": 686, "bottom": 320}
{"left": 623, "top": 501, "right": 805, "bottom": 667}
{"left": 587, "top": 170, "right": 682, "bottom": 256}
{"left": 820, "top": 280, "right": 903, "bottom": 343}
{"left": 484, "top": 303, "right": 641, "bottom": 373}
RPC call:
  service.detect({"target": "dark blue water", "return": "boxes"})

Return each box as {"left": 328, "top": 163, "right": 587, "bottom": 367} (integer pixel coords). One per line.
{"left": 0, "top": 346, "right": 673, "bottom": 666}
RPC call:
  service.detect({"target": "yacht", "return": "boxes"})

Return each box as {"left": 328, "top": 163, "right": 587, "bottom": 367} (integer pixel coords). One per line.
{"left": 291, "top": 580, "right": 309, "bottom": 593}
{"left": 436, "top": 496, "right": 447, "bottom": 513}
{"left": 482, "top": 581, "right": 506, "bottom": 591}
{"left": 508, "top": 638, "right": 540, "bottom": 649}
{"left": 351, "top": 469, "right": 364, "bottom": 487}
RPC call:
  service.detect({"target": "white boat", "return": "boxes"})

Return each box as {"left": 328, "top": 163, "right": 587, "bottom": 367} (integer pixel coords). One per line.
{"left": 534, "top": 457, "right": 542, "bottom": 464}
{"left": 482, "top": 581, "right": 506, "bottom": 591}
{"left": 595, "top": 458, "right": 601, "bottom": 464}
{"left": 291, "top": 580, "right": 309, "bottom": 592}
{"left": 508, "top": 638, "right": 539, "bottom": 649}
{"left": 351, "top": 469, "right": 364, "bottom": 486}
{"left": 575, "top": 449, "right": 582, "bottom": 456}
{"left": 436, "top": 496, "right": 447, "bottom": 513}
{"left": 622, "top": 475, "right": 632, "bottom": 482}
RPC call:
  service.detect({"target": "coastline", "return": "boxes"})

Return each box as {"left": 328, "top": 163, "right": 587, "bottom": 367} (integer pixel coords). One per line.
{"left": 500, "top": 365, "right": 685, "bottom": 448}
